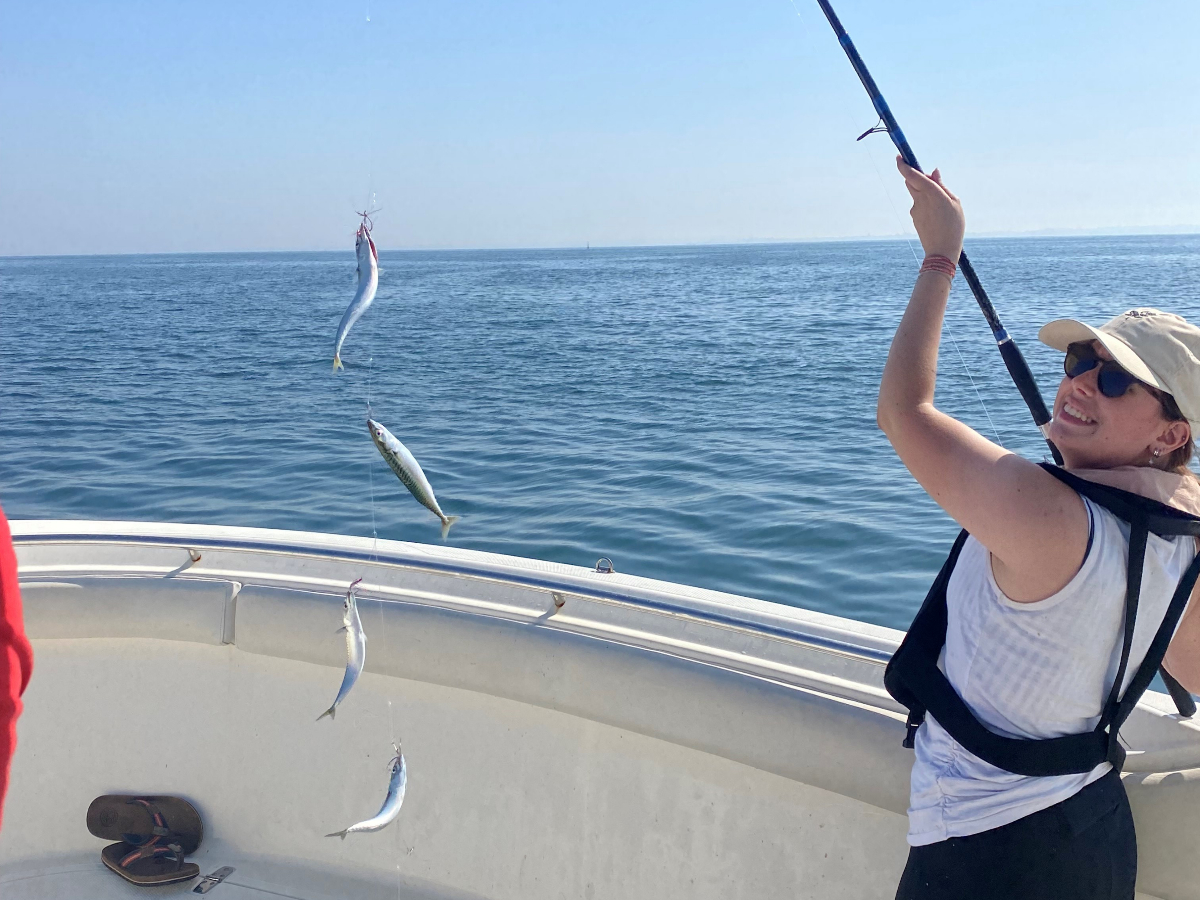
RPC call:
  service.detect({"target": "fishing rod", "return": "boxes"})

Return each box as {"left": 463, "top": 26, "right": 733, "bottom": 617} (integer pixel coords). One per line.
{"left": 815, "top": 2, "right": 1200, "bottom": 715}
{"left": 814, "top": 0, "right": 1063, "bottom": 467}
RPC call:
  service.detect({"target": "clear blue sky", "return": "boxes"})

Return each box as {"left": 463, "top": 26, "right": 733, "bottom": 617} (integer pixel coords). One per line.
{"left": 2, "top": 0, "right": 1197, "bottom": 255}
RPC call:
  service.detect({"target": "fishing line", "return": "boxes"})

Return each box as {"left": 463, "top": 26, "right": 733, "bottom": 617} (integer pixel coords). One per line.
{"left": 358, "top": 0, "right": 393, "bottom": 789}
{"left": 391, "top": 727, "right": 403, "bottom": 900}
{"left": 365, "top": 356, "right": 391, "bottom": 753}
{"left": 346, "top": 9, "right": 403, "bottom": 890}
{"left": 783, "top": 0, "right": 1006, "bottom": 448}
{"left": 363, "top": 376, "right": 406, "bottom": 900}
{"left": 367, "top": 353, "right": 403, "bottom": 899}
{"left": 367, "top": 354, "right": 380, "bottom": 561}
{"left": 381, "top": 594, "right": 403, "bottom": 899}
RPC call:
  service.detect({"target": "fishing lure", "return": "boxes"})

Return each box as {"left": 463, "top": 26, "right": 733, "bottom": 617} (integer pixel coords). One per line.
{"left": 326, "top": 742, "right": 407, "bottom": 839}
{"left": 317, "top": 579, "right": 367, "bottom": 722}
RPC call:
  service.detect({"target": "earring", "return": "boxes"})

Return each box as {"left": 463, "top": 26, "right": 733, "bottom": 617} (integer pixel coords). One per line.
{"left": 1151, "top": 447, "right": 1162, "bottom": 466}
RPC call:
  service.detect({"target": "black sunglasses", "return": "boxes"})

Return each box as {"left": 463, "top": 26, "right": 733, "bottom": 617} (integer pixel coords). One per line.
{"left": 1063, "top": 342, "right": 1142, "bottom": 398}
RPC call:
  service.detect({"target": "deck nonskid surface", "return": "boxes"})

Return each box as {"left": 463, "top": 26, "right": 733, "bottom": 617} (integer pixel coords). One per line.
{"left": 0, "top": 853, "right": 466, "bottom": 900}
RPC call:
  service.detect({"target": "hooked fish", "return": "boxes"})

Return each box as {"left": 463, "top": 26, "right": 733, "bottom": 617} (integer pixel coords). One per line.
{"left": 332, "top": 217, "right": 379, "bottom": 372}
{"left": 317, "top": 579, "right": 367, "bottom": 722}
{"left": 368, "top": 418, "right": 460, "bottom": 539}
{"left": 326, "top": 742, "right": 407, "bottom": 840}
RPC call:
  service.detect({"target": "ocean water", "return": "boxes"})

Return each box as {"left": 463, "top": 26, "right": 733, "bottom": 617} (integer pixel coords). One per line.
{"left": 2, "top": 235, "right": 1198, "bottom": 631}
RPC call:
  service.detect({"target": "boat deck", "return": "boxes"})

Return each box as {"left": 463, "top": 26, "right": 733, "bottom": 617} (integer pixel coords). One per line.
{"left": 4, "top": 521, "right": 1199, "bottom": 899}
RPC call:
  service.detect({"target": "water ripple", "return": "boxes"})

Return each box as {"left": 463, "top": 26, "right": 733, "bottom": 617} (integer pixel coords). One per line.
{"left": 2, "top": 236, "right": 1198, "bottom": 630}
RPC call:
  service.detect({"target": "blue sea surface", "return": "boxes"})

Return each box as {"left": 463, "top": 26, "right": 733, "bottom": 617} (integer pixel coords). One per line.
{"left": 2, "top": 236, "right": 1198, "bottom": 631}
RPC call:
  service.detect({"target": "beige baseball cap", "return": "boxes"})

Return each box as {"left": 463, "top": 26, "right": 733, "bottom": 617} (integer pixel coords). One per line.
{"left": 1039, "top": 308, "right": 1200, "bottom": 428}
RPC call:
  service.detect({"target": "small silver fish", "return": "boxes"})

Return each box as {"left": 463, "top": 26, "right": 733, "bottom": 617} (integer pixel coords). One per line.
{"left": 368, "top": 418, "right": 459, "bottom": 539}
{"left": 326, "top": 742, "right": 407, "bottom": 840}
{"left": 332, "top": 217, "right": 379, "bottom": 372}
{"left": 317, "top": 579, "right": 367, "bottom": 721}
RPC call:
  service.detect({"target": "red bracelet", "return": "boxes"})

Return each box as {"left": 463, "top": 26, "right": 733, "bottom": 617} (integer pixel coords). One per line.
{"left": 920, "top": 254, "right": 957, "bottom": 280}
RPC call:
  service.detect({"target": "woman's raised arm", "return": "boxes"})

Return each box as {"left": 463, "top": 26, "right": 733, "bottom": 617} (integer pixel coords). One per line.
{"left": 876, "top": 158, "right": 1088, "bottom": 602}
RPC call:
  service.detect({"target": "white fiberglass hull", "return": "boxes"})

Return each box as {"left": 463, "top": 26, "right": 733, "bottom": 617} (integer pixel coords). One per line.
{"left": 2, "top": 521, "right": 1199, "bottom": 899}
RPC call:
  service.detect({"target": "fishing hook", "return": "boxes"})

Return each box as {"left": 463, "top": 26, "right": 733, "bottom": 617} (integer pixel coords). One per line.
{"left": 380, "top": 740, "right": 403, "bottom": 770}
{"left": 355, "top": 208, "right": 382, "bottom": 233}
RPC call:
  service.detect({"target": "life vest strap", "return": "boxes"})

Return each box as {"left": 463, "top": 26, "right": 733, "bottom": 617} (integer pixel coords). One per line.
{"left": 885, "top": 465, "right": 1200, "bottom": 777}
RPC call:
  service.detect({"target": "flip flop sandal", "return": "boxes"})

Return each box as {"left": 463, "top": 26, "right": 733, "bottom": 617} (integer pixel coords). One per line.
{"left": 88, "top": 796, "right": 203, "bottom": 886}
{"left": 100, "top": 839, "right": 200, "bottom": 886}
{"left": 87, "top": 795, "right": 204, "bottom": 855}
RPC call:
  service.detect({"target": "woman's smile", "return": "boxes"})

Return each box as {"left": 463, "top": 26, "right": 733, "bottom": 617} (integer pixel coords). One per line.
{"left": 1058, "top": 400, "right": 1097, "bottom": 426}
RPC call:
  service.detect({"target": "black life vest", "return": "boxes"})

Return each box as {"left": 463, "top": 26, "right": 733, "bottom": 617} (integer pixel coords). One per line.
{"left": 884, "top": 465, "right": 1200, "bottom": 777}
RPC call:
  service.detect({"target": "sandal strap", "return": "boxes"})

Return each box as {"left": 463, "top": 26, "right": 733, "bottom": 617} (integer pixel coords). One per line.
{"left": 120, "top": 798, "right": 174, "bottom": 845}
{"left": 133, "top": 798, "right": 171, "bottom": 836}
{"left": 119, "top": 841, "right": 184, "bottom": 871}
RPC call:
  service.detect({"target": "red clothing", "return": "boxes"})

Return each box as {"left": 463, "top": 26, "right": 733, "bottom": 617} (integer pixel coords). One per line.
{"left": 0, "top": 504, "right": 33, "bottom": 833}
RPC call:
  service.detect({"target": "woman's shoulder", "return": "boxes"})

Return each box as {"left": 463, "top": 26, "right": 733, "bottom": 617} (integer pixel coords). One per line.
{"left": 950, "top": 498, "right": 1122, "bottom": 612}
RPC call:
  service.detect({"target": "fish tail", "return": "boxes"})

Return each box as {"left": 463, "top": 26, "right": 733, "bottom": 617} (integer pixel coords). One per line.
{"left": 440, "top": 516, "right": 461, "bottom": 540}
{"left": 325, "top": 830, "right": 349, "bottom": 840}
{"left": 317, "top": 705, "right": 336, "bottom": 722}
{"left": 332, "top": 354, "right": 344, "bottom": 372}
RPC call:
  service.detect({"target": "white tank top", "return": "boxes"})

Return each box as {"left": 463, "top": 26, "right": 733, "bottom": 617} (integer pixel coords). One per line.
{"left": 907, "top": 497, "right": 1196, "bottom": 846}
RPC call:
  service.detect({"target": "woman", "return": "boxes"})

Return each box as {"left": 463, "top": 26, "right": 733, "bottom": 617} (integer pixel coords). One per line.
{"left": 880, "top": 157, "right": 1200, "bottom": 899}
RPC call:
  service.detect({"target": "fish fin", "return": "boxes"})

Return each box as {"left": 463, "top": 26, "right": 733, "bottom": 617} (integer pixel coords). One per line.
{"left": 333, "top": 355, "right": 344, "bottom": 372}
{"left": 317, "top": 705, "right": 336, "bottom": 722}
{"left": 336, "top": 626, "right": 347, "bottom": 633}
{"left": 325, "top": 830, "right": 349, "bottom": 840}
{"left": 440, "top": 516, "right": 461, "bottom": 540}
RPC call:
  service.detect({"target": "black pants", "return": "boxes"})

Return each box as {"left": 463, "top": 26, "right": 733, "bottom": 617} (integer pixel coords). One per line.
{"left": 895, "top": 768, "right": 1136, "bottom": 900}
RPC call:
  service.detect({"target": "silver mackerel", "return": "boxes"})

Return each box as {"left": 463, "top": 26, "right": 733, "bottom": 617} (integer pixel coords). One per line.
{"left": 326, "top": 743, "right": 407, "bottom": 839}
{"left": 317, "top": 579, "right": 367, "bottom": 721}
{"left": 368, "top": 418, "right": 459, "bottom": 538}
{"left": 332, "top": 219, "right": 379, "bottom": 372}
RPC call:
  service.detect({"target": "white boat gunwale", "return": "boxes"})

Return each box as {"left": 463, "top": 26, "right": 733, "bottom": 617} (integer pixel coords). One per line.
{"left": 10, "top": 522, "right": 896, "bottom": 667}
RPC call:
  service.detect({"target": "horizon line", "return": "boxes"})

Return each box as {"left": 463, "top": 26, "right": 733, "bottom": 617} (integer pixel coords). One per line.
{"left": 3, "top": 228, "right": 1197, "bottom": 261}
